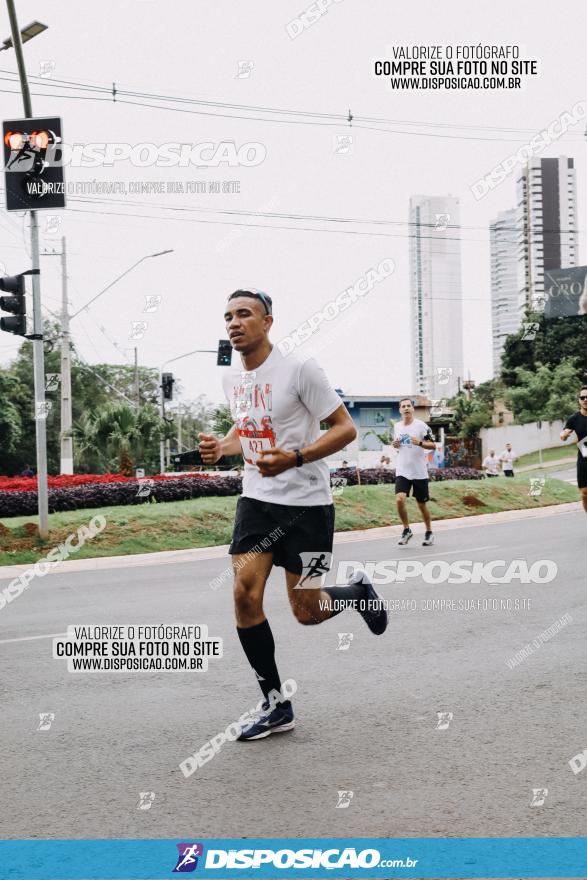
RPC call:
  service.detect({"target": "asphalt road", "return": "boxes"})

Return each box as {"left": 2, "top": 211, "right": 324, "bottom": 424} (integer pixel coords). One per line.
{"left": 1, "top": 506, "right": 586, "bottom": 842}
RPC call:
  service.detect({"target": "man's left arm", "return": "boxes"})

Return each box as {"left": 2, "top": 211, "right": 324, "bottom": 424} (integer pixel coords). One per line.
{"left": 411, "top": 426, "right": 436, "bottom": 450}
{"left": 257, "top": 404, "right": 356, "bottom": 476}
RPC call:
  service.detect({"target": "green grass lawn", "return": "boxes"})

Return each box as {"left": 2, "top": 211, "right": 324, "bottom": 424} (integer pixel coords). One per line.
{"left": 516, "top": 445, "right": 575, "bottom": 468}
{"left": 0, "top": 476, "right": 578, "bottom": 566}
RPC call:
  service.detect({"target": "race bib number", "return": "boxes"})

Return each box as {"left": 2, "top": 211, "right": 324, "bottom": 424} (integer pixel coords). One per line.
{"left": 578, "top": 436, "right": 587, "bottom": 459}
{"left": 238, "top": 429, "right": 275, "bottom": 465}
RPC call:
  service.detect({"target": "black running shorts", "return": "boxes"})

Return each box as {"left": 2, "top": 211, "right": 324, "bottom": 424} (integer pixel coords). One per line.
{"left": 229, "top": 496, "right": 335, "bottom": 575}
{"left": 394, "top": 475, "right": 430, "bottom": 503}
{"left": 578, "top": 456, "right": 587, "bottom": 489}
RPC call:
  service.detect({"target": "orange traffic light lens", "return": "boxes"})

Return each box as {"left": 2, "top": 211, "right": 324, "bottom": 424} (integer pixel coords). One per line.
{"left": 4, "top": 131, "right": 24, "bottom": 150}
{"left": 30, "top": 130, "right": 50, "bottom": 149}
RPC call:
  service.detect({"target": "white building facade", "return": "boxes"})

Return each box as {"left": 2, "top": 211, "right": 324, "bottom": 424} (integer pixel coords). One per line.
{"left": 490, "top": 208, "right": 519, "bottom": 375}
{"left": 409, "top": 194, "right": 464, "bottom": 399}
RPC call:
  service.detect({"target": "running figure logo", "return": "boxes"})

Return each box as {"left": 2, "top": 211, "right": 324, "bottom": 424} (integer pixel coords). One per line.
{"left": 529, "top": 477, "right": 546, "bottom": 497}
{"left": 530, "top": 788, "right": 548, "bottom": 807}
{"left": 138, "top": 792, "right": 156, "bottom": 811}
{"left": 337, "top": 632, "right": 354, "bottom": 651}
{"left": 173, "top": 843, "right": 204, "bottom": 873}
{"left": 436, "top": 366, "right": 453, "bottom": 386}
{"left": 521, "top": 322, "right": 540, "bottom": 341}
{"left": 336, "top": 790, "right": 354, "bottom": 808}
{"left": 331, "top": 476, "right": 347, "bottom": 496}
{"left": 296, "top": 551, "right": 332, "bottom": 588}
{"left": 436, "top": 711, "right": 453, "bottom": 730}
{"left": 37, "top": 712, "right": 55, "bottom": 731}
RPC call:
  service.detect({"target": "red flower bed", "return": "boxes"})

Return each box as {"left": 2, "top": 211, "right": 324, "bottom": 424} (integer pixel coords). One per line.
{"left": 0, "top": 472, "right": 214, "bottom": 492}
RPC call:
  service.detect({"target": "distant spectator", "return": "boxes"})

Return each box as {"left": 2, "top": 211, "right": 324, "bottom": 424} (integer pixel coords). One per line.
{"left": 499, "top": 443, "right": 517, "bottom": 477}
{"left": 482, "top": 450, "right": 500, "bottom": 478}
{"left": 341, "top": 460, "right": 349, "bottom": 467}
{"left": 20, "top": 465, "right": 35, "bottom": 477}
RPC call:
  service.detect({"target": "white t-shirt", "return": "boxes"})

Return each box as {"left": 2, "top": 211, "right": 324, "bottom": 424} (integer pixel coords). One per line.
{"left": 499, "top": 449, "right": 515, "bottom": 471}
{"left": 483, "top": 455, "right": 500, "bottom": 475}
{"left": 393, "top": 418, "right": 433, "bottom": 480}
{"left": 222, "top": 346, "right": 342, "bottom": 506}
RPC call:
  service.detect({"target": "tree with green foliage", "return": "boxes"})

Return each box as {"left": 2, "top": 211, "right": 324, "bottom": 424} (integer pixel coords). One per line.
{"left": 0, "top": 370, "right": 23, "bottom": 456}
{"left": 0, "top": 320, "right": 169, "bottom": 475}
{"left": 447, "top": 393, "right": 493, "bottom": 438}
{"left": 501, "top": 312, "right": 587, "bottom": 385}
{"left": 72, "top": 402, "right": 164, "bottom": 474}
{"left": 209, "top": 403, "right": 242, "bottom": 468}
{"left": 212, "top": 403, "right": 235, "bottom": 437}
{"left": 505, "top": 360, "right": 582, "bottom": 424}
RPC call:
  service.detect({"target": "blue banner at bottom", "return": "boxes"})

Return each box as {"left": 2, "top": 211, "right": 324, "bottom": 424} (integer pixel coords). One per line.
{"left": 0, "top": 838, "right": 586, "bottom": 879}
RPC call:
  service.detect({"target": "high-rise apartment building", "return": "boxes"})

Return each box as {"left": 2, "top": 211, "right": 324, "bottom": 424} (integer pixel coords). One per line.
{"left": 516, "top": 157, "right": 578, "bottom": 311}
{"left": 409, "top": 195, "right": 464, "bottom": 399}
{"left": 490, "top": 208, "right": 518, "bottom": 375}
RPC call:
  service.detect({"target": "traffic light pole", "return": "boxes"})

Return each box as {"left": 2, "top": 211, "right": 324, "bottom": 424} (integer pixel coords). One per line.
{"left": 159, "top": 375, "right": 166, "bottom": 474}
{"left": 6, "top": 0, "right": 49, "bottom": 537}
{"left": 60, "top": 236, "right": 73, "bottom": 474}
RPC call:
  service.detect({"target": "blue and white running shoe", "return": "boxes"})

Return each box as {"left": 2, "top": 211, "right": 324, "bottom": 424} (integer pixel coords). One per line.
{"left": 237, "top": 701, "right": 295, "bottom": 741}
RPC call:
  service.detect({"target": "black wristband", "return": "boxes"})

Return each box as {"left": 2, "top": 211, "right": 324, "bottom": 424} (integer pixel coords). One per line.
{"left": 293, "top": 448, "right": 304, "bottom": 467}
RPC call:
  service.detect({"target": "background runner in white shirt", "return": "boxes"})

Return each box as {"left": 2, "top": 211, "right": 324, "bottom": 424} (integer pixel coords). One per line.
{"left": 499, "top": 443, "right": 516, "bottom": 477}
{"left": 392, "top": 398, "right": 437, "bottom": 546}
{"left": 482, "top": 451, "right": 501, "bottom": 477}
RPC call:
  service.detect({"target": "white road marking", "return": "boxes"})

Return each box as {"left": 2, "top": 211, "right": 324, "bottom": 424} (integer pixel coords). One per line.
{"left": 0, "top": 632, "right": 66, "bottom": 646}
{"left": 389, "top": 545, "right": 498, "bottom": 561}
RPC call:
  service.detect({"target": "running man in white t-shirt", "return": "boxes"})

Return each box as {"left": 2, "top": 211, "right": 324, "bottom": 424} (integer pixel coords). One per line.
{"left": 198, "top": 290, "right": 388, "bottom": 741}
{"left": 499, "top": 443, "right": 516, "bottom": 477}
{"left": 392, "top": 398, "right": 437, "bottom": 546}
{"left": 482, "top": 450, "right": 501, "bottom": 477}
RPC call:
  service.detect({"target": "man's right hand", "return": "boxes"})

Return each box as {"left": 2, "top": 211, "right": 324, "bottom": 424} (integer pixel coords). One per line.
{"left": 198, "top": 433, "right": 223, "bottom": 464}
{"left": 560, "top": 428, "right": 573, "bottom": 442}
{"left": 392, "top": 439, "right": 400, "bottom": 449}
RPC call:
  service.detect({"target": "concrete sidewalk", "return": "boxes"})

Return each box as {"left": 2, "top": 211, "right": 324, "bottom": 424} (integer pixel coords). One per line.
{"left": 517, "top": 456, "right": 575, "bottom": 473}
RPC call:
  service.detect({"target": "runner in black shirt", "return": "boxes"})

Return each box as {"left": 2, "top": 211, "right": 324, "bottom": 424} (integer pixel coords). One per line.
{"left": 560, "top": 385, "right": 587, "bottom": 514}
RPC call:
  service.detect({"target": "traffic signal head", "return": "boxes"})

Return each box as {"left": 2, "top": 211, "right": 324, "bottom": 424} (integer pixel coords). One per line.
{"left": 3, "top": 116, "right": 65, "bottom": 211}
{"left": 217, "top": 339, "right": 232, "bottom": 366}
{"left": 161, "top": 372, "right": 175, "bottom": 401}
{"left": 0, "top": 273, "right": 26, "bottom": 336}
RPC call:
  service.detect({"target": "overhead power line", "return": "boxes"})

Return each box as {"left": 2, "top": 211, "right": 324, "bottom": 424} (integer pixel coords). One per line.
{"left": 0, "top": 68, "right": 584, "bottom": 143}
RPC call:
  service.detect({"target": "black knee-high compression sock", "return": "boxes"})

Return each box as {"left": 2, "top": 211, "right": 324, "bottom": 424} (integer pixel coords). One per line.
{"left": 237, "top": 619, "right": 285, "bottom": 703}
{"left": 322, "top": 572, "right": 366, "bottom": 618}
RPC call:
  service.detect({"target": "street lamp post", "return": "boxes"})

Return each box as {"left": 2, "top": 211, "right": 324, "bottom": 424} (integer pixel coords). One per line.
{"left": 69, "top": 249, "right": 173, "bottom": 320}
{"left": 3, "top": 0, "right": 49, "bottom": 536}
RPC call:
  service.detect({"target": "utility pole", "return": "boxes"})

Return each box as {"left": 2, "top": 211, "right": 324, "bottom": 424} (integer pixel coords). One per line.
{"left": 159, "top": 378, "right": 166, "bottom": 473}
{"left": 5, "top": 0, "right": 49, "bottom": 536}
{"left": 134, "top": 346, "right": 139, "bottom": 408}
{"left": 59, "top": 236, "right": 73, "bottom": 473}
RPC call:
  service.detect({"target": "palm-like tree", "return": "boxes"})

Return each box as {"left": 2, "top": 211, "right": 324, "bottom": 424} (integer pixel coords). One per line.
{"left": 73, "top": 403, "right": 164, "bottom": 475}
{"left": 72, "top": 411, "right": 105, "bottom": 472}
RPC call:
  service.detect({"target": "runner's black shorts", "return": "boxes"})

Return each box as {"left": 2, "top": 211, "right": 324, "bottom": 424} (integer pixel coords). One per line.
{"left": 578, "top": 456, "right": 587, "bottom": 489}
{"left": 394, "top": 475, "right": 429, "bottom": 503}
{"left": 229, "top": 496, "right": 335, "bottom": 575}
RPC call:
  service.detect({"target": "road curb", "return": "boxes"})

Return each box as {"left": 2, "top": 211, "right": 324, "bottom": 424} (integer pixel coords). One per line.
{"left": 0, "top": 500, "right": 580, "bottom": 578}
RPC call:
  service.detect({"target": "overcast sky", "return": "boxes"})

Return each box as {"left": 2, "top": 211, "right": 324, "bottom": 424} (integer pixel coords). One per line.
{"left": 0, "top": 0, "right": 585, "bottom": 411}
